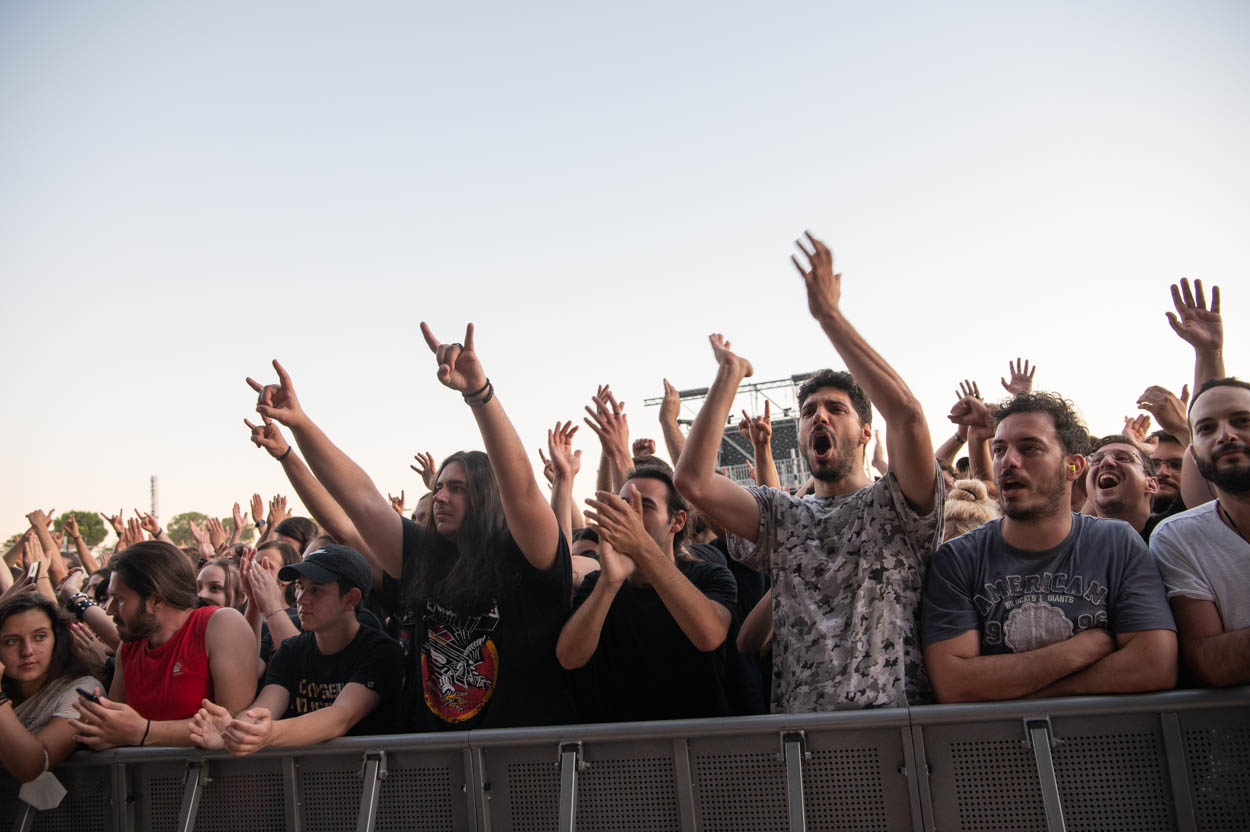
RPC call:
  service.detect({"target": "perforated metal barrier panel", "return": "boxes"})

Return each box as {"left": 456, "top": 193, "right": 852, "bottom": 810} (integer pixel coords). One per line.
{"left": 1, "top": 688, "right": 1247, "bottom": 832}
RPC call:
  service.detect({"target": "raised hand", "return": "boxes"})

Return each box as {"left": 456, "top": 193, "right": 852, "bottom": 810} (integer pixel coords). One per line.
{"left": 206, "top": 517, "right": 228, "bottom": 549}
{"left": 188, "top": 519, "right": 210, "bottom": 551}
{"left": 420, "top": 322, "right": 487, "bottom": 394}
{"left": 101, "top": 509, "right": 125, "bottom": 536}
{"left": 410, "top": 451, "right": 438, "bottom": 490}
{"left": 26, "top": 508, "right": 55, "bottom": 529}
{"left": 1000, "top": 359, "right": 1036, "bottom": 396}
{"left": 232, "top": 502, "right": 248, "bottom": 539}
{"left": 246, "top": 360, "right": 307, "bottom": 428}
{"left": 547, "top": 421, "right": 583, "bottom": 480}
{"left": 632, "top": 438, "right": 656, "bottom": 458}
{"left": 1166, "top": 278, "right": 1222, "bottom": 352}
{"left": 584, "top": 386, "right": 631, "bottom": 458}
{"left": 537, "top": 449, "right": 555, "bottom": 486}
{"left": 707, "top": 333, "right": 754, "bottom": 379}
{"left": 949, "top": 396, "right": 994, "bottom": 432}
{"left": 135, "top": 509, "right": 160, "bottom": 537}
{"left": 738, "top": 400, "right": 772, "bottom": 448}
{"left": 124, "top": 517, "right": 145, "bottom": 546}
{"left": 1122, "top": 414, "right": 1152, "bottom": 445}
{"left": 190, "top": 699, "right": 232, "bottom": 751}
{"left": 244, "top": 415, "right": 290, "bottom": 459}
{"left": 63, "top": 514, "right": 80, "bottom": 539}
{"left": 389, "top": 491, "right": 406, "bottom": 516}
{"left": 791, "top": 231, "right": 841, "bottom": 321}
{"left": 1137, "top": 384, "right": 1190, "bottom": 439}
{"left": 659, "top": 379, "right": 681, "bottom": 424}
{"left": 957, "top": 379, "right": 982, "bottom": 401}
{"left": 241, "top": 556, "right": 285, "bottom": 617}
{"left": 268, "top": 495, "right": 290, "bottom": 527}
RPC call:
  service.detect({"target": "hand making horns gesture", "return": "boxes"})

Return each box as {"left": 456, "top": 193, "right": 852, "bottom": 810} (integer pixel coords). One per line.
{"left": 420, "top": 322, "right": 487, "bottom": 394}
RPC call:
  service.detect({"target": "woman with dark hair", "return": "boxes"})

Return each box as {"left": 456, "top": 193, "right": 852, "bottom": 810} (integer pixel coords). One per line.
{"left": 0, "top": 593, "right": 100, "bottom": 782}
{"left": 247, "top": 324, "right": 573, "bottom": 730}
{"left": 272, "top": 517, "right": 318, "bottom": 556}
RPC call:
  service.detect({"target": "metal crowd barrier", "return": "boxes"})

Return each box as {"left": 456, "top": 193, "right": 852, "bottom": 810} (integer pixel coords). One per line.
{"left": 2, "top": 687, "right": 1247, "bottom": 831}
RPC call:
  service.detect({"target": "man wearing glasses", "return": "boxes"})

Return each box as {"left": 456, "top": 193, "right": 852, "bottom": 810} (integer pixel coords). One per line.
{"left": 1083, "top": 436, "right": 1163, "bottom": 541}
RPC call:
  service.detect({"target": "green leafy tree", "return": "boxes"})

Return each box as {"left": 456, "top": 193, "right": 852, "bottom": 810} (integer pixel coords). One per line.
{"left": 53, "top": 511, "right": 108, "bottom": 548}
{"left": 167, "top": 512, "right": 210, "bottom": 547}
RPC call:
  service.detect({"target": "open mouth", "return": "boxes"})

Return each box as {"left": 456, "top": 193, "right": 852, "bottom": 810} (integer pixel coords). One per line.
{"left": 812, "top": 430, "right": 834, "bottom": 458}
{"left": 1000, "top": 477, "right": 1025, "bottom": 497}
{"left": 1096, "top": 473, "right": 1121, "bottom": 489}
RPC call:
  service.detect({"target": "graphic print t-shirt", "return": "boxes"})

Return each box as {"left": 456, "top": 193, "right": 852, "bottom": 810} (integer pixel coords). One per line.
{"left": 265, "top": 625, "right": 403, "bottom": 736}
{"left": 922, "top": 513, "right": 1176, "bottom": 652}
{"left": 388, "top": 518, "right": 575, "bottom": 731}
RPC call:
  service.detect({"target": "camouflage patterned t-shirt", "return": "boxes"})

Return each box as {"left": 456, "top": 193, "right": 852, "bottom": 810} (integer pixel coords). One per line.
{"left": 727, "top": 472, "right": 944, "bottom": 712}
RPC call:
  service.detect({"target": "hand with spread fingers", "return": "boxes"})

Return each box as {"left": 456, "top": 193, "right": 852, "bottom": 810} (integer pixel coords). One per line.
{"left": 1166, "top": 277, "right": 1222, "bottom": 353}
{"left": 246, "top": 360, "right": 307, "bottom": 429}
{"left": 420, "top": 322, "right": 487, "bottom": 395}
{"left": 547, "top": 421, "right": 583, "bottom": 481}
{"left": 411, "top": 451, "right": 438, "bottom": 490}
{"left": 791, "top": 231, "right": 842, "bottom": 321}
{"left": 268, "top": 495, "right": 290, "bottom": 527}
{"left": 584, "top": 386, "right": 631, "bottom": 461}
{"left": 958, "top": 379, "right": 982, "bottom": 401}
{"left": 206, "top": 517, "right": 228, "bottom": 550}
{"left": 1000, "top": 359, "right": 1036, "bottom": 396}
{"left": 1137, "top": 384, "right": 1190, "bottom": 441}
{"left": 101, "top": 509, "right": 125, "bottom": 537}
{"left": 135, "top": 510, "right": 160, "bottom": 537}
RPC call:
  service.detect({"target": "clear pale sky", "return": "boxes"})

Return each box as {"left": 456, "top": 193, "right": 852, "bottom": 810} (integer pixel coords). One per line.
{"left": 2, "top": 1, "right": 1247, "bottom": 541}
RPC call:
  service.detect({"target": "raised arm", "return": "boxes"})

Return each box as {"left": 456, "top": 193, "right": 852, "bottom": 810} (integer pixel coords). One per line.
{"left": 792, "top": 232, "right": 936, "bottom": 512}
{"left": 248, "top": 361, "right": 403, "bottom": 580}
{"left": 27, "top": 509, "right": 69, "bottom": 585}
{"left": 937, "top": 380, "right": 980, "bottom": 467}
{"left": 659, "top": 379, "right": 687, "bottom": 465}
{"left": 739, "top": 402, "right": 781, "bottom": 489}
{"left": 948, "top": 395, "right": 995, "bottom": 485}
{"left": 421, "top": 322, "right": 560, "bottom": 571}
{"left": 672, "top": 336, "right": 762, "bottom": 541}
{"left": 244, "top": 416, "right": 375, "bottom": 565}
{"left": 584, "top": 385, "right": 633, "bottom": 492}
{"left": 62, "top": 513, "right": 101, "bottom": 573}
{"left": 545, "top": 421, "right": 584, "bottom": 543}
{"left": 1167, "top": 278, "right": 1224, "bottom": 391}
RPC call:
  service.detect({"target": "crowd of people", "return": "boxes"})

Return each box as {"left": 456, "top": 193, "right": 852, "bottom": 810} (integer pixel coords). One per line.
{"left": 1, "top": 231, "right": 1246, "bottom": 793}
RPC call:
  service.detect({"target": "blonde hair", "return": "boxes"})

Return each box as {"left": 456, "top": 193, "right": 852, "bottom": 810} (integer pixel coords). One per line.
{"left": 944, "top": 479, "right": 1001, "bottom": 541}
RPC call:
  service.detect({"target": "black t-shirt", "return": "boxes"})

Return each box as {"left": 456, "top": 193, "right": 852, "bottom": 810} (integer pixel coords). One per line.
{"left": 690, "top": 539, "right": 769, "bottom": 715}
{"left": 264, "top": 625, "right": 403, "bottom": 736}
{"left": 569, "top": 558, "right": 738, "bottom": 723}
{"left": 260, "top": 606, "right": 385, "bottom": 664}
{"left": 387, "top": 517, "right": 575, "bottom": 731}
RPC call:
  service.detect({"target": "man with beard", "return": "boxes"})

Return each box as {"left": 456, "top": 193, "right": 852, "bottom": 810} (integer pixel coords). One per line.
{"left": 674, "top": 232, "right": 944, "bottom": 712}
{"left": 1083, "top": 435, "right": 1162, "bottom": 540}
{"left": 1148, "top": 431, "right": 1188, "bottom": 514}
{"left": 922, "top": 393, "right": 1177, "bottom": 702}
{"left": 1151, "top": 377, "right": 1250, "bottom": 686}
{"left": 69, "top": 541, "right": 258, "bottom": 748}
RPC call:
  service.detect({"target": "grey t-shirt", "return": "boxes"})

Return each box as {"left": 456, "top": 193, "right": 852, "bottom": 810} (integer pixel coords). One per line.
{"left": 726, "top": 471, "right": 944, "bottom": 712}
{"left": 1151, "top": 501, "right": 1250, "bottom": 631}
{"left": 922, "top": 513, "right": 1175, "bottom": 653}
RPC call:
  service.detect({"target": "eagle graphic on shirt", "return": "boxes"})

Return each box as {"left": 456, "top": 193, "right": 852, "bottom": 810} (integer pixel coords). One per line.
{"left": 421, "top": 601, "right": 500, "bottom": 723}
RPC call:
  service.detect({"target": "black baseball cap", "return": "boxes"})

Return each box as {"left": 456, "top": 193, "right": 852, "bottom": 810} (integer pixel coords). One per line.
{"left": 279, "top": 544, "right": 372, "bottom": 597}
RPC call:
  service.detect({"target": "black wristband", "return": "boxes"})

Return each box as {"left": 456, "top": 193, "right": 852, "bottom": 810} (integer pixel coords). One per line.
{"left": 274, "top": 446, "right": 292, "bottom": 462}
{"left": 462, "top": 378, "right": 491, "bottom": 400}
{"left": 466, "top": 383, "right": 495, "bottom": 408}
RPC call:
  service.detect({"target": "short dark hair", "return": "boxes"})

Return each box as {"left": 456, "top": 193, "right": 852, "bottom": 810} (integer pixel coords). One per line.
{"left": 631, "top": 454, "right": 672, "bottom": 474}
{"left": 1088, "top": 435, "right": 1156, "bottom": 477}
{"left": 1149, "top": 430, "right": 1183, "bottom": 445}
{"left": 1189, "top": 377, "right": 1250, "bottom": 415}
{"left": 626, "top": 465, "right": 689, "bottom": 548}
{"left": 274, "top": 517, "right": 319, "bottom": 553}
{"left": 992, "top": 392, "right": 1090, "bottom": 456}
{"left": 797, "top": 370, "right": 872, "bottom": 424}
{"left": 571, "top": 527, "right": 599, "bottom": 544}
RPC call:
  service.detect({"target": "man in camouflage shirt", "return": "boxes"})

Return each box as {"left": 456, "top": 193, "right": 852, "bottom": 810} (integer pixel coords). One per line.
{"left": 675, "top": 232, "right": 945, "bottom": 711}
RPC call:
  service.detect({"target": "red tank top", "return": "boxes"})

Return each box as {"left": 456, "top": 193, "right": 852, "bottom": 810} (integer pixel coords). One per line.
{"left": 120, "top": 606, "right": 218, "bottom": 721}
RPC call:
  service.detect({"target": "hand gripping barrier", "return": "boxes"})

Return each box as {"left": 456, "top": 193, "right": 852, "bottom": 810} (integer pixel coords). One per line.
{"left": 2, "top": 687, "right": 1247, "bottom": 831}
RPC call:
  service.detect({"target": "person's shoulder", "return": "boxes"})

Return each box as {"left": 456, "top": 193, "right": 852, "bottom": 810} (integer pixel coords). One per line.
{"left": 1074, "top": 513, "right": 1144, "bottom": 544}
{"left": 353, "top": 623, "right": 401, "bottom": 653}
{"left": 935, "top": 518, "right": 1000, "bottom": 560}
{"left": 679, "top": 558, "right": 733, "bottom": 582}
{"left": 1152, "top": 501, "right": 1218, "bottom": 539}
